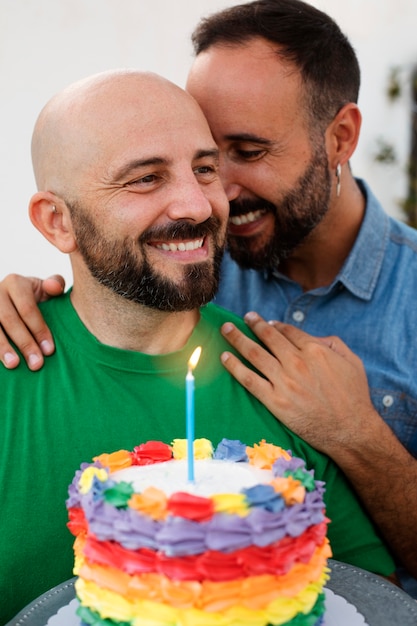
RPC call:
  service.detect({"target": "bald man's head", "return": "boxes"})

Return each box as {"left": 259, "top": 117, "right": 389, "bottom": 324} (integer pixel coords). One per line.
{"left": 29, "top": 69, "right": 228, "bottom": 312}
{"left": 31, "top": 69, "right": 211, "bottom": 200}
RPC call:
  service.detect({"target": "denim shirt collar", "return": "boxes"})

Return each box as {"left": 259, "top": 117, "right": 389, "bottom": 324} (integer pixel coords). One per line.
{"left": 336, "top": 179, "right": 389, "bottom": 301}
{"left": 269, "top": 178, "right": 389, "bottom": 301}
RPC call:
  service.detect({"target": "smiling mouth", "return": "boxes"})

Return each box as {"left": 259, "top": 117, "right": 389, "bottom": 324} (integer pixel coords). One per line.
{"left": 229, "top": 209, "right": 266, "bottom": 226}
{"left": 154, "top": 238, "right": 204, "bottom": 252}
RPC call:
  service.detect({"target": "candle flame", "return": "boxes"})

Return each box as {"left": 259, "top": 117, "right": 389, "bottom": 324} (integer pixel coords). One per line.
{"left": 188, "top": 346, "right": 202, "bottom": 372}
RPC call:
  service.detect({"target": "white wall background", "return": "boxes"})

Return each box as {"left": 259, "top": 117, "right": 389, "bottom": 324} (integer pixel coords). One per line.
{"left": 1, "top": 0, "right": 416, "bottom": 286}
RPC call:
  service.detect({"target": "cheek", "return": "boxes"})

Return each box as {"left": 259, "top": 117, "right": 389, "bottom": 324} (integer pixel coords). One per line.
{"left": 233, "top": 165, "right": 276, "bottom": 200}
{"left": 110, "top": 203, "right": 158, "bottom": 235}
{"left": 225, "top": 155, "right": 274, "bottom": 189}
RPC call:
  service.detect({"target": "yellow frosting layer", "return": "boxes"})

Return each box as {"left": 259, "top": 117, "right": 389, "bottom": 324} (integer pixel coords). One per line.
{"left": 76, "top": 569, "right": 328, "bottom": 626}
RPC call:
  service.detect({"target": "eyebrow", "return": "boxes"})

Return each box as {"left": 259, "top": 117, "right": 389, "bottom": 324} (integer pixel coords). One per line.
{"left": 113, "top": 157, "right": 166, "bottom": 181}
{"left": 195, "top": 148, "right": 220, "bottom": 162}
{"left": 224, "top": 133, "right": 273, "bottom": 146}
{"left": 113, "top": 148, "right": 219, "bottom": 181}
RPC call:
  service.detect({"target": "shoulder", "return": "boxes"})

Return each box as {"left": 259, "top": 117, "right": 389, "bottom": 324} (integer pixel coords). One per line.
{"left": 200, "top": 302, "right": 255, "bottom": 337}
{"left": 38, "top": 290, "right": 77, "bottom": 333}
{"left": 360, "top": 178, "right": 417, "bottom": 254}
{"left": 39, "top": 289, "right": 72, "bottom": 316}
{"left": 388, "top": 215, "right": 417, "bottom": 252}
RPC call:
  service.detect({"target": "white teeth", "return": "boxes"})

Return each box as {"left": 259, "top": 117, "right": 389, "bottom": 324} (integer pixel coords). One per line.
{"left": 229, "top": 209, "right": 264, "bottom": 226}
{"left": 155, "top": 239, "right": 204, "bottom": 252}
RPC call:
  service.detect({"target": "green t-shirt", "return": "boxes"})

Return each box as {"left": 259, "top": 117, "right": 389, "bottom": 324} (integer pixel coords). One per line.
{"left": 0, "top": 292, "right": 394, "bottom": 624}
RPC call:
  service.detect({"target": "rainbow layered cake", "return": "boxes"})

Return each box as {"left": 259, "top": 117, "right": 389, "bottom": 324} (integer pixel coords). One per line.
{"left": 67, "top": 439, "right": 331, "bottom": 626}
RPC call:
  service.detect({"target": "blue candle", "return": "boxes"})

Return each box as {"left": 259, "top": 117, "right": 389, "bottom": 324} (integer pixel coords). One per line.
{"left": 186, "top": 346, "right": 202, "bottom": 482}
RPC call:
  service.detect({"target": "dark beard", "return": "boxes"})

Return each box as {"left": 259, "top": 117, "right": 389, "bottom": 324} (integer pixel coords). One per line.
{"left": 227, "top": 141, "right": 332, "bottom": 270}
{"left": 67, "top": 205, "right": 225, "bottom": 311}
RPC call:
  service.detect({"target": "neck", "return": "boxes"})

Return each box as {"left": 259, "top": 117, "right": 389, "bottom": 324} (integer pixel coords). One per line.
{"left": 70, "top": 278, "right": 200, "bottom": 355}
{"left": 278, "top": 176, "right": 366, "bottom": 291}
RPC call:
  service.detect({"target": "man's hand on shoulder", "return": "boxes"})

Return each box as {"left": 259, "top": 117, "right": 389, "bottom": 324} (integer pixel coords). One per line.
{"left": 0, "top": 274, "right": 64, "bottom": 370}
{"left": 220, "top": 310, "right": 377, "bottom": 457}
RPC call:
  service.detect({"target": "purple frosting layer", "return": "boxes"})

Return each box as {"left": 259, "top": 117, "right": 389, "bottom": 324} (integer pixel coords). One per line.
{"left": 76, "top": 488, "right": 325, "bottom": 555}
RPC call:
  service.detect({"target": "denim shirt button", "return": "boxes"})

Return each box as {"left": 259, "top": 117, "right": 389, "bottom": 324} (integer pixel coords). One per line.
{"left": 382, "top": 394, "right": 394, "bottom": 408}
{"left": 292, "top": 310, "right": 305, "bottom": 323}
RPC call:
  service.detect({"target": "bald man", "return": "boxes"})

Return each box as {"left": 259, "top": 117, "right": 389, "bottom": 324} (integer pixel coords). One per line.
{"left": 0, "top": 70, "right": 395, "bottom": 623}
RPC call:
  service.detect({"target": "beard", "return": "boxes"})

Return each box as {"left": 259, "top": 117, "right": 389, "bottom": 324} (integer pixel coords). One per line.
{"left": 67, "top": 204, "right": 225, "bottom": 311}
{"left": 227, "top": 140, "right": 332, "bottom": 270}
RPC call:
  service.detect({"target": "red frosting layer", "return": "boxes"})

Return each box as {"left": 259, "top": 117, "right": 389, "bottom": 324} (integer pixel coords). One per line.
{"left": 77, "top": 521, "right": 328, "bottom": 581}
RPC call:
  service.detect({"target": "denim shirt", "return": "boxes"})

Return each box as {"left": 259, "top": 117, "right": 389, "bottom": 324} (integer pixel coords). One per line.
{"left": 215, "top": 179, "right": 417, "bottom": 458}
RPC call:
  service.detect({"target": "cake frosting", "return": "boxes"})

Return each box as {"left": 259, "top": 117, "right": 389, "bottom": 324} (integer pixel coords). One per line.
{"left": 67, "top": 438, "right": 331, "bottom": 625}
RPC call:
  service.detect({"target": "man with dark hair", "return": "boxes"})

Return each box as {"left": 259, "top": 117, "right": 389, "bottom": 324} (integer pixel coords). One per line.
{"left": 185, "top": 0, "right": 417, "bottom": 589}
{"left": 0, "top": 0, "right": 416, "bottom": 592}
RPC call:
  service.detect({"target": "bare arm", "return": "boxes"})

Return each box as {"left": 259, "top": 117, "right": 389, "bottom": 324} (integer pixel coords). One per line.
{"left": 0, "top": 274, "right": 65, "bottom": 370}
{"left": 221, "top": 311, "right": 417, "bottom": 579}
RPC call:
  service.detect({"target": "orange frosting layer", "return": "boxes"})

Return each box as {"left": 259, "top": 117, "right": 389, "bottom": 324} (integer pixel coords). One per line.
{"left": 75, "top": 540, "right": 330, "bottom": 611}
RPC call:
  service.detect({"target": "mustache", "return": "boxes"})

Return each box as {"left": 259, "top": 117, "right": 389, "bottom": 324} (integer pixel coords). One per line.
{"left": 229, "top": 197, "right": 276, "bottom": 217}
{"left": 139, "top": 216, "right": 222, "bottom": 243}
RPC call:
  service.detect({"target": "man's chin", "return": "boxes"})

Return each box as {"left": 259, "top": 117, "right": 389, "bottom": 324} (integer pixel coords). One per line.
{"left": 226, "top": 237, "right": 270, "bottom": 269}
{"left": 227, "top": 248, "right": 270, "bottom": 271}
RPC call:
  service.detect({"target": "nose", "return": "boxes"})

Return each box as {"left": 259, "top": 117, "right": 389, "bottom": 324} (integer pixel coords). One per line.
{"left": 166, "top": 173, "right": 213, "bottom": 223}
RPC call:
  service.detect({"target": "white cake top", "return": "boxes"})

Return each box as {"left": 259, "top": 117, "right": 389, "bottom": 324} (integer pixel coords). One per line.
{"left": 111, "top": 459, "right": 272, "bottom": 496}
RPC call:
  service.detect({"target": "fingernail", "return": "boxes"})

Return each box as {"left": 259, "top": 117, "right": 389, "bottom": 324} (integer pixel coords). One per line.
{"left": 222, "top": 323, "right": 234, "bottom": 334}
{"left": 4, "top": 352, "right": 18, "bottom": 367}
{"left": 244, "top": 311, "right": 258, "bottom": 322}
{"left": 40, "top": 340, "right": 54, "bottom": 355}
{"left": 221, "top": 351, "right": 230, "bottom": 363}
{"left": 28, "top": 354, "right": 42, "bottom": 369}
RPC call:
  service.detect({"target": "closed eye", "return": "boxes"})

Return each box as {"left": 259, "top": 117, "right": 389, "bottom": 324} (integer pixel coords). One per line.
{"left": 233, "top": 148, "right": 266, "bottom": 161}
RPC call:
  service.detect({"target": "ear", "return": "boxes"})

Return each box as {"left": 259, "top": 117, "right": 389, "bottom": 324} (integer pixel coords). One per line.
{"left": 325, "top": 102, "right": 362, "bottom": 169}
{"left": 29, "top": 191, "right": 77, "bottom": 254}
